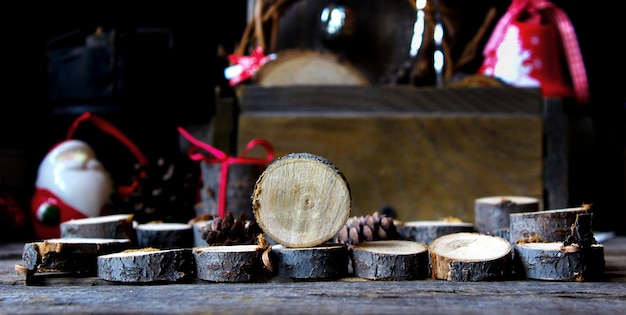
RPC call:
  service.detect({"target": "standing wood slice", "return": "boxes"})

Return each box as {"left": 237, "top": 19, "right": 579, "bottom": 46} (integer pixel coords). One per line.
{"left": 429, "top": 232, "right": 512, "bottom": 281}
{"left": 509, "top": 206, "right": 589, "bottom": 244}
{"left": 271, "top": 243, "right": 349, "bottom": 280}
{"left": 97, "top": 248, "right": 194, "bottom": 283}
{"left": 252, "top": 152, "right": 351, "bottom": 248}
{"left": 135, "top": 222, "right": 194, "bottom": 249}
{"left": 474, "top": 196, "right": 540, "bottom": 236}
{"left": 194, "top": 244, "right": 271, "bottom": 282}
{"left": 60, "top": 214, "right": 135, "bottom": 240}
{"left": 397, "top": 220, "right": 474, "bottom": 245}
{"left": 514, "top": 242, "right": 605, "bottom": 281}
{"left": 254, "top": 49, "right": 370, "bottom": 87}
{"left": 352, "top": 240, "right": 429, "bottom": 281}
{"left": 19, "top": 238, "right": 132, "bottom": 276}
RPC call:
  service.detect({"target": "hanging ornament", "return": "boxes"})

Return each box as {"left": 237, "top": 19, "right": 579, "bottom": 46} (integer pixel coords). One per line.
{"left": 224, "top": 45, "right": 276, "bottom": 86}
{"left": 319, "top": 0, "right": 357, "bottom": 50}
{"left": 479, "top": 0, "right": 589, "bottom": 104}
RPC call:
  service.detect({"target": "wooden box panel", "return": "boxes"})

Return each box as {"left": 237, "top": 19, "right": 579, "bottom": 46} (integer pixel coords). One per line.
{"left": 236, "top": 86, "right": 544, "bottom": 222}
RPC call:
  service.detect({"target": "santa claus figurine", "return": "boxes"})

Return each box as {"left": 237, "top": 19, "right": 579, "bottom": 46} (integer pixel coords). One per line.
{"left": 30, "top": 139, "right": 113, "bottom": 239}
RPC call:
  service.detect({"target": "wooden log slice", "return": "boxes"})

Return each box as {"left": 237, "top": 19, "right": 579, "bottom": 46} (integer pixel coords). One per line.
{"left": 60, "top": 214, "right": 135, "bottom": 240}
{"left": 193, "top": 244, "right": 270, "bottom": 283}
{"left": 514, "top": 242, "right": 605, "bottom": 281}
{"left": 20, "top": 238, "right": 132, "bottom": 276}
{"left": 397, "top": 220, "right": 474, "bottom": 245}
{"left": 271, "top": 243, "right": 349, "bottom": 280}
{"left": 252, "top": 152, "right": 351, "bottom": 248}
{"left": 429, "top": 232, "right": 512, "bottom": 281}
{"left": 97, "top": 248, "right": 194, "bottom": 283}
{"left": 509, "top": 206, "right": 589, "bottom": 244}
{"left": 192, "top": 220, "right": 209, "bottom": 247}
{"left": 474, "top": 196, "right": 540, "bottom": 235}
{"left": 199, "top": 162, "right": 262, "bottom": 218}
{"left": 351, "top": 240, "right": 429, "bottom": 281}
{"left": 254, "top": 49, "right": 370, "bottom": 87}
{"left": 135, "top": 222, "right": 194, "bottom": 249}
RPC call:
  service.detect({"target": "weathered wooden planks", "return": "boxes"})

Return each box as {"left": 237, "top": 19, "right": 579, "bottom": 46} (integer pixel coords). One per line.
{"left": 238, "top": 85, "right": 544, "bottom": 222}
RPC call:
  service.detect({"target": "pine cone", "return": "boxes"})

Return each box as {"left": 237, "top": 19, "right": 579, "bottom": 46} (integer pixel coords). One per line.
{"left": 201, "top": 211, "right": 263, "bottom": 246}
{"left": 334, "top": 211, "right": 401, "bottom": 246}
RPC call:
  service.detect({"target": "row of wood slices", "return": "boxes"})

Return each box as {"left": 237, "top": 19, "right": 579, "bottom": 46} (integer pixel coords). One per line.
{"left": 14, "top": 153, "right": 604, "bottom": 284}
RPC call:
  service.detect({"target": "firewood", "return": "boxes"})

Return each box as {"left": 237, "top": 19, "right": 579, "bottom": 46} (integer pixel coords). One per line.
{"left": 19, "top": 238, "right": 132, "bottom": 277}
{"left": 193, "top": 244, "right": 272, "bottom": 283}
{"left": 509, "top": 206, "right": 590, "bottom": 244}
{"left": 351, "top": 240, "right": 429, "bottom": 281}
{"left": 397, "top": 220, "right": 474, "bottom": 245}
{"left": 271, "top": 243, "right": 349, "bottom": 280}
{"left": 60, "top": 213, "right": 135, "bottom": 240}
{"left": 135, "top": 222, "right": 194, "bottom": 249}
{"left": 254, "top": 49, "right": 370, "bottom": 86}
{"left": 252, "top": 152, "right": 351, "bottom": 248}
{"left": 474, "top": 196, "right": 540, "bottom": 236}
{"left": 514, "top": 242, "right": 605, "bottom": 281}
{"left": 429, "top": 232, "right": 512, "bottom": 281}
{"left": 97, "top": 248, "right": 194, "bottom": 283}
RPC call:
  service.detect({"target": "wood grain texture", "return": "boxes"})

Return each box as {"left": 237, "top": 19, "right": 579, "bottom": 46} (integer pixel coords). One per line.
{"left": 238, "top": 86, "right": 543, "bottom": 222}
{"left": 474, "top": 196, "right": 540, "bottom": 235}
{"left": 509, "top": 207, "right": 589, "bottom": 244}
{"left": 60, "top": 214, "right": 135, "bottom": 240}
{"left": 429, "top": 232, "right": 512, "bottom": 281}
{"left": 20, "top": 238, "right": 132, "bottom": 276}
{"left": 193, "top": 245, "right": 270, "bottom": 283}
{"left": 514, "top": 242, "right": 605, "bottom": 281}
{"left": 252, "top": 153, "right": 351, "bottom": 248}
{"left": 135, "top": 223, "right": 194, "bottom": 249}
{"left": 397, "top": 220, "right": 475, "bottom": 245}
{"left": 255, "top": 50, "right": 369, "bottom": 86}
{"left": 271, "top": 243, "right": 349, "bottom": 280}
{"left": 2, "top": 236, "right": 626, "bottom": 314}
{"left": 351, "top": 240, "right": 429, "bottom": 280}
{"left": 98, "top": 248, "right": 194, "bottom": 283}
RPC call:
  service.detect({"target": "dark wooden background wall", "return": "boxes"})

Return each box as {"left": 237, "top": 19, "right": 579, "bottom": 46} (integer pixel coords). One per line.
{"left": 0, "top": 0, "right": 624, "bottom": 236}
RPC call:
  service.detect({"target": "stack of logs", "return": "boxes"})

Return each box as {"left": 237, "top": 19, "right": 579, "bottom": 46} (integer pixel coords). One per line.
{"left": 14, "top": 154, "right": 605, "bottom": 284}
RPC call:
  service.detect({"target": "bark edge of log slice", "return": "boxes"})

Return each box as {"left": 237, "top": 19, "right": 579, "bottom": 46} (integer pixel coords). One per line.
{"left": 135, "top": 222, "right": 194, "bottom": 249}
{"left": 474, "top": 196, "right": 540, "bottom": 235}
{"left": 352, "top": 240, "right": 429, "bottom": 281}
{"left": 19, "top": 238, "right": 132, "bottom": 277}
{"left": 514, "top": 242, "right": 605, "bottom": 281}
{"left": 429, "top": 232, "right": 512, "bottom": 281}
{"left": 252, "top": 152, "right": 351, "bottom": 248}
{"left": 509, "top": 206, "right": 589, "bottom": 244}
{"left": 397, "top": 220, "right": 474, "bottom": 245}
{"left": 60, "top": 213, "right": 135, "bottom": 240}
{"left": 271, "top": 243, "right": 349, "bottom": 280}
{"left": 193, "top": 245, "right": 272, "bottom": 282}
{"left": 97, "top": 248, "right": 194, "bottom": 283}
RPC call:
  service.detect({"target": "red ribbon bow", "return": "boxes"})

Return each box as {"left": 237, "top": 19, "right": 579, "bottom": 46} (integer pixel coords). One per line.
{"left": 177, "top": 126, "right": 274, "bottom": 218}
{"left": 483, "top": 0, "right": 589, "bottom": 104}
{"left": 67, "top": 112, "right": 149, "bottom": 199}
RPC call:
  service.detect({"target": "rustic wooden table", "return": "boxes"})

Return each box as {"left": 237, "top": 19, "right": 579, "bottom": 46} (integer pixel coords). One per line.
{"left": 1, "top": 236, "right": 625, "bottom": 315}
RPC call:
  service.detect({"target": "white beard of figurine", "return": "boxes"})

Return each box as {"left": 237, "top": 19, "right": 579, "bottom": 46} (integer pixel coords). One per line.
{"left": 35, "top": 139, "right": 113, "bottom": 218}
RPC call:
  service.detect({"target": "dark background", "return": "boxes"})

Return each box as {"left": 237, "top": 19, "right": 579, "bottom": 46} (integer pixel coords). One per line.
{"left": 1, "top": 0, "right": 625, "bottom": 236}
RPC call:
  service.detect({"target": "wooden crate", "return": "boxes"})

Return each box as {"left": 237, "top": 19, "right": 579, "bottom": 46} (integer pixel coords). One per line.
{"left": 236, "top": 86, "right": 546, "bottom": 222}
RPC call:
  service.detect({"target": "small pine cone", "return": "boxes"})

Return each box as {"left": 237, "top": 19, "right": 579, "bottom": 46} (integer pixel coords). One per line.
{"left": 334, "top": 211, "right": 401, "bottom": 246}
{"left": 202, "top": 211, "right": 263, "bottom": 246}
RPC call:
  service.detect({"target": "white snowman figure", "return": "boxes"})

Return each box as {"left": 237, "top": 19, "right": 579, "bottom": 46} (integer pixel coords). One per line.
{"left": 30, "top": 139, "right": 113, "bottom": 239}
